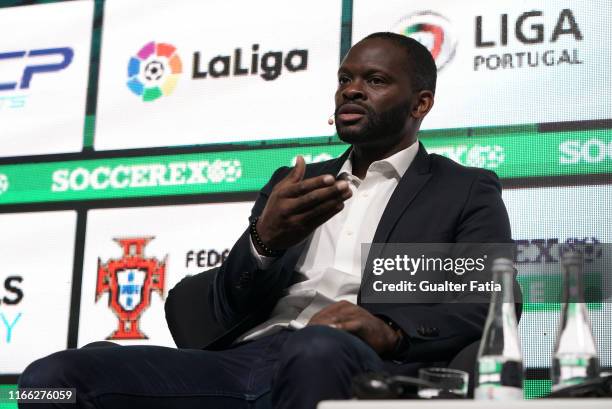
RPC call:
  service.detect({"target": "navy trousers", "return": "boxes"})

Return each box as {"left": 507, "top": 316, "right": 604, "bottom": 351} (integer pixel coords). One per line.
{"left": 18, "top": 326, "right": 384, "bottom": 409}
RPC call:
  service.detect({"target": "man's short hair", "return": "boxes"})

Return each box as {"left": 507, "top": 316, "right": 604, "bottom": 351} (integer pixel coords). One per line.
{"left": 362, "top": 32, "right": 437, "bottom": 95}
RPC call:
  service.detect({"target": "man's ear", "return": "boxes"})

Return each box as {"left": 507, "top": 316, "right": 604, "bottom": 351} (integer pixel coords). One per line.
{"left": 411, "top": 90, "right": 434, "bottom": 119}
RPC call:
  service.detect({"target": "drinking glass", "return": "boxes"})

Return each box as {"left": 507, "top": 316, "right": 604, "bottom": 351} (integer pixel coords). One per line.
{"left": 418, "top": 367, "right": 469, "bottom": 398}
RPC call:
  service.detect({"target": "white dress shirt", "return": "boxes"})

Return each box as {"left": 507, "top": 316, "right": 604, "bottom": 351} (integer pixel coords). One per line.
{"left": 237, "top": 141, "right": 419, "bottom": 342}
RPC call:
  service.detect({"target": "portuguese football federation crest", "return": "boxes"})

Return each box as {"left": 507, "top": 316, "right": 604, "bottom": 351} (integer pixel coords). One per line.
{"left": 96, "top": 237, "right": 166, "bottom": 340}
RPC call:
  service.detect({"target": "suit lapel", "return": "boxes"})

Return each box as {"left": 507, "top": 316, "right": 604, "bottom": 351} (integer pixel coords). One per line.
{"left": 371, "top": 142, "right": 432, "bottom": 244}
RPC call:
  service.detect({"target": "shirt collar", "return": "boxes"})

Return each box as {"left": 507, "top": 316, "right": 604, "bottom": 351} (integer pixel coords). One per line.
{"left": 337, "top": 140, "right": 419, "bottom": 180}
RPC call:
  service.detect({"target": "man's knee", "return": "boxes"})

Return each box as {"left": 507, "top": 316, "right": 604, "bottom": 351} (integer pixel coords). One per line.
{"left": 19, "top": 350, "right": 87, "bottom": 388}
{"left": 281, "top": 325, "right": 374, "bottom": 366}
{"left": 271, "top": 326, "right": 381, "bottom": 408}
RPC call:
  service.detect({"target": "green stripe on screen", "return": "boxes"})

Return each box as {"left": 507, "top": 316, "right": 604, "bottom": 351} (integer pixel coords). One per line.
{"left": 0, "top": 127, "right": 610, "bottom": 205}
{"left": 0, "top": 385, "right": 17, "bottom": 409}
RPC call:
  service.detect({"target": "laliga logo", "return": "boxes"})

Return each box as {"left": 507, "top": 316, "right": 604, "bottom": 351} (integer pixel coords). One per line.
{"left": 127, "top": 41, "right": 182, "bottom": 102}
{"left": 394, "top": 11, "right": 457, "bottom": 71}
{"left": 96, "top": 237, "right": 166, "bottom": 339}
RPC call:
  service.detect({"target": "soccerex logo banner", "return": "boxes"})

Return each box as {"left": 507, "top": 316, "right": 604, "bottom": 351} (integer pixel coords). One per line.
{"left": 94, "top": 0, "right": 342, "bottom": 151}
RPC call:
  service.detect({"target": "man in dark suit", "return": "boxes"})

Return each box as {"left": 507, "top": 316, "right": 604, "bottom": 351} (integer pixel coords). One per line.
{"left": 19, "top": 32, "right": 511, "bottom": 409}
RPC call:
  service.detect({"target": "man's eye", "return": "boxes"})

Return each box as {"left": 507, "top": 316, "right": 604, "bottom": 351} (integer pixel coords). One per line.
{"left": 368, "top": 77, "right": 385, "bottom": 85}
{"left": 338, "top": 76, "right": 350, "bottom": 85}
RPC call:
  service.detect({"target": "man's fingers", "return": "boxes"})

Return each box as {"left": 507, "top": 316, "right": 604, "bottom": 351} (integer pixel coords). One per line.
{"left": 312, "top": 301, "right": 357, "bottom": 320}
{"left": 308, "top": 315, "right": 335, "bottom": 326}
{"left": 286, "top": 156, "right": 306, "bottom": 183}
{"left": 296, "top": 199, "right": 345, "bottom": 229}
{"left": 281, "top": 174, "right": 337, "bottom": 198}
{"left": 308, "top": 301, "right": 357, "bottom": 325}
{"left": 291, "top": 181, "right": 351, "bottom": 213}
{"left": 335, "top": 319, "right": 362, "bottom": 334}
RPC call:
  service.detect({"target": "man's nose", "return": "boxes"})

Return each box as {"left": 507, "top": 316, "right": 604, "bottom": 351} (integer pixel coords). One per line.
{"left": 342, "top": 81, "right": 365, "bottom": 101}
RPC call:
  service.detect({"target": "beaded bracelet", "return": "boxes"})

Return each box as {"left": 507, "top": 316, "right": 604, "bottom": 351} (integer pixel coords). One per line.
{"left": 249, "top": 217, "right": 284, "bottom": 257}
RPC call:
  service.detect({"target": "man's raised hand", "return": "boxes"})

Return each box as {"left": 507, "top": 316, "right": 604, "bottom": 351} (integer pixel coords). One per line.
{"left": 255, "top": 156, "right": 352, "bottom": 252}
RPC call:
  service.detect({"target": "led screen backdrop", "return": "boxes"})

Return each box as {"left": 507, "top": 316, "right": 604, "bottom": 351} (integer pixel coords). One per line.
{"left": 353, "top": 0, "right": 611, "bottom": 130}
{"left": 95, "top": 0, "right": 342, "bottom": 150}
{"left": 503, "top": 185, "right": 612, "bottom": 368}
{"left": 0, "top": 0, "right": 93, "bottom": 157}
{"left": 77, "top": 201, "right": 253, "bottom": 347}
{"left": 0, "top": 211, "right": 76, "bottom": 374}
{"left": 0, "top": 0, "right": 611, "bottom": 401}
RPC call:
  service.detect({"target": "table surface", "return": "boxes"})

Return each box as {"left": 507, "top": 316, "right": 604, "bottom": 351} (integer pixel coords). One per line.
{"left": 318, "top": 399, "right": 612, "bottom": 409}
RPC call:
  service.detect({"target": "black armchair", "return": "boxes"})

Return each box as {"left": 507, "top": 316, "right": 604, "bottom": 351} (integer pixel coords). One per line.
{"left": 165, "top": 267, "right": 226, "bottom": 349}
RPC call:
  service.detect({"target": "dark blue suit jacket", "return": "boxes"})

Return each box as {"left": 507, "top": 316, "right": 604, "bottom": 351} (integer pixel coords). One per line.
{"left": 208, "top": 142, "right": 515, "bottom": 363}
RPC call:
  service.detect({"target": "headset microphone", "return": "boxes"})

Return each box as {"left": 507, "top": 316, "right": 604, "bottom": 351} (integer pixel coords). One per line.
{"left": 328, "top": 114, "right": 335, "bottom": 125}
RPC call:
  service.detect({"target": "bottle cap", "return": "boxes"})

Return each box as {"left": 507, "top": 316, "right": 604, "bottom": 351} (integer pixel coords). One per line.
{"left": 560, "top": 248, "right": 584, "bottom": 266}
{"left": 491, "top": 257, "right": 515, "bottom": 273}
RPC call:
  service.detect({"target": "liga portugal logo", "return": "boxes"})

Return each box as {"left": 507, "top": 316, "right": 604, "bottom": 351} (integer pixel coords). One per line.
{"left": 96, "top": 237, "right": 166, "bottom": 340}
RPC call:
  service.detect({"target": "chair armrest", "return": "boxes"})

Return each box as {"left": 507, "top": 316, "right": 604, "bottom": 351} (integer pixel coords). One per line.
{"left": 447, "top": 339, "right": 481, "bottom": 398}
{"left": 164, "top": 267, "right": 226, "bottom": 348}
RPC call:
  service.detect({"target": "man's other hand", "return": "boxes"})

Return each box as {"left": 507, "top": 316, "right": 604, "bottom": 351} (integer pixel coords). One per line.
{"left": 307, "top": 300, "right": 399, "bottom": 355}
{"left": 255, "top": 156, "right": 352, "bottom": 252}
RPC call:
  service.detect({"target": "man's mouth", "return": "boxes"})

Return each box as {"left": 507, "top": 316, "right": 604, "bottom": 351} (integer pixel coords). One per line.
{"left": 336, "top": 104, "right": 367, "bottom": 124}
{"left": 338, "top": 113, "right": 364, "bottom": 122}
